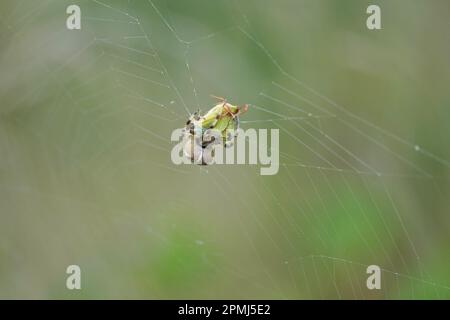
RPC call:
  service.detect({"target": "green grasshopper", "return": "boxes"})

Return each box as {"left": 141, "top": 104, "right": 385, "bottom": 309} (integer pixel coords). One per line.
{"left": 183, "top": 95, "right": 248, "bottom": 164}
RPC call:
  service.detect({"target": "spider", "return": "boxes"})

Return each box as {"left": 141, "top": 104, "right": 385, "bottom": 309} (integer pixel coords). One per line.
{"left": 183, "top": 95, "right": 249, "bottom": 164}
{"left": 185, "top": 95, "right": 248, "bottom": 136}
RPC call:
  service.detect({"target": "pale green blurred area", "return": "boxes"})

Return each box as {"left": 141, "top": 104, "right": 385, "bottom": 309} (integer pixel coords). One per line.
{"left": 0, "top": 0, "right": 450, "bottom": 299}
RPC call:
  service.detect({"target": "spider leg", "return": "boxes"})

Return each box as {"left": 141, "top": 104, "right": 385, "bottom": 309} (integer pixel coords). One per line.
{"left": 223, "top": 103, "right": 236, "bottom": 118}
{"left": 212, "top": 96, "right": 232, "bottom": 120}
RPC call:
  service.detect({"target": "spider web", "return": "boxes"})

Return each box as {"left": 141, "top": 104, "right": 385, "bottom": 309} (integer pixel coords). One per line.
{"left": 1, "top": 0, "right": 450, "bottom": 299}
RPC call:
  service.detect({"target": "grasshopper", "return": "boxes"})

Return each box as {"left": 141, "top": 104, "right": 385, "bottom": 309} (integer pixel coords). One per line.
{"left": 183, "top": 95, "right": 248, "bottom": 164}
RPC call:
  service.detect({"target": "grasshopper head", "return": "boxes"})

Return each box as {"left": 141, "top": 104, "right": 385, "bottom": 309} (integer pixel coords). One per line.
{"left": 239, "top": 104, "right": 249, "bottom": 114}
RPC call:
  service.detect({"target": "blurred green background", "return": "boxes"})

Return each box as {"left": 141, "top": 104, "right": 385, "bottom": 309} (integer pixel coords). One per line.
{"left": 1, "top": 0, "right": 450, "bottom": 299}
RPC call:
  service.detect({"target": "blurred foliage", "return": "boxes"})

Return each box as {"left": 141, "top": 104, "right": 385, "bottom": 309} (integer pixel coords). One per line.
{"left": 0, "top": 0, "right": 449, "bottom": 299}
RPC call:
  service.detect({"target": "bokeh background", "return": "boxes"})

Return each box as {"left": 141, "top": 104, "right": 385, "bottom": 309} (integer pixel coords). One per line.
{"left": 1, "top": 0, "right": 449, "bottom": 299}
